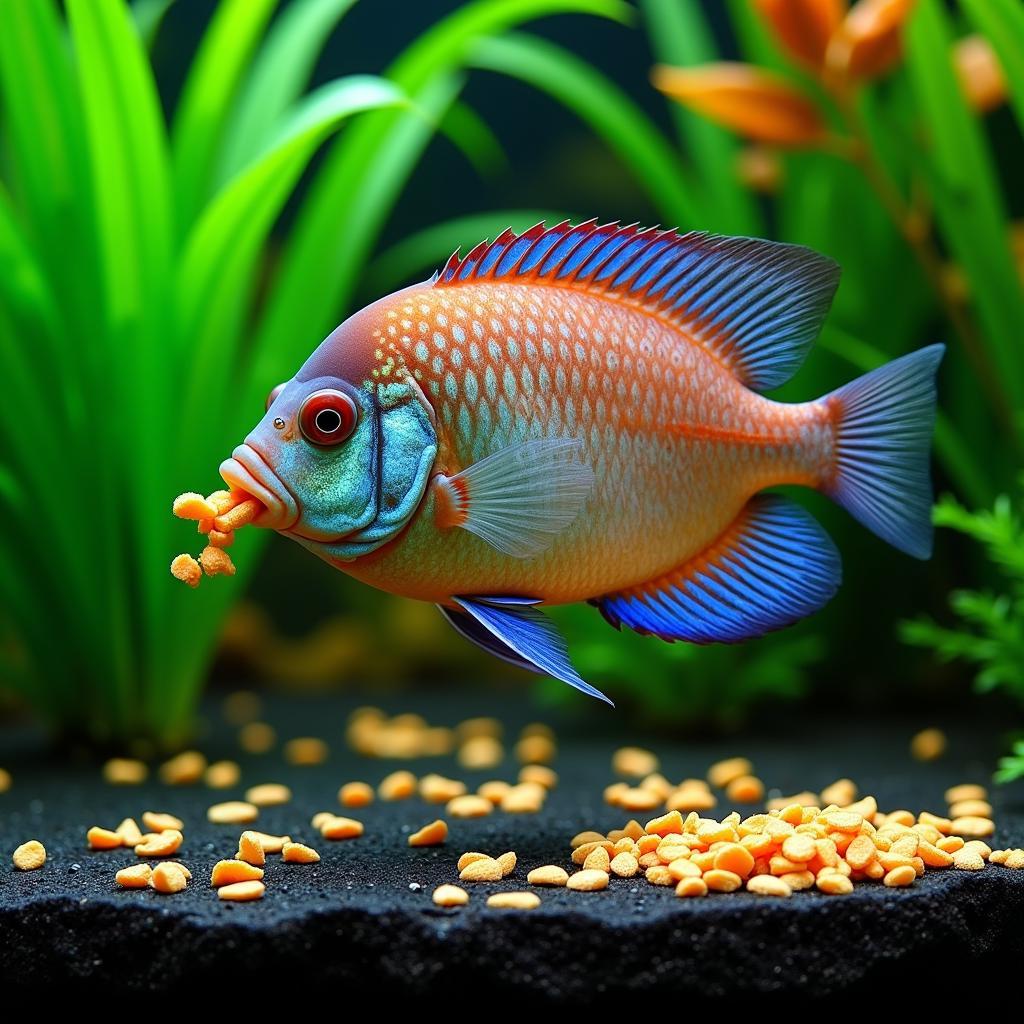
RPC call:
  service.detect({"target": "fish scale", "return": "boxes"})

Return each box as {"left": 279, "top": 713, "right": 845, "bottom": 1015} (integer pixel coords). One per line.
{"left": 346, "top": 281, "right": 832, "bottom": 605}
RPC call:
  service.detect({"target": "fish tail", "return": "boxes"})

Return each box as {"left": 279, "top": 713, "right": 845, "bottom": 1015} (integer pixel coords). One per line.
{"left": 820, "top": 344, "right": 945, "bottom": 559}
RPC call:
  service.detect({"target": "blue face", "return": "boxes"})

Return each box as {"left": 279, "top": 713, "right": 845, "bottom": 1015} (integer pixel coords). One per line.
{"left": 220, "top": 373, "right": 437, "bottom": 563}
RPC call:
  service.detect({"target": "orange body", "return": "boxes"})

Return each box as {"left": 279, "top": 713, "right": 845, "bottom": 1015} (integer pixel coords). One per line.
{"left": 340, "top": 281, "right": 835, "bottom": 606}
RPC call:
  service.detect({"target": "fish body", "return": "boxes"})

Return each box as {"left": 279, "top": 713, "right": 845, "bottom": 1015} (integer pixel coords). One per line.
{"left": 220, "top": 221, "right": 943, "bottom": 703}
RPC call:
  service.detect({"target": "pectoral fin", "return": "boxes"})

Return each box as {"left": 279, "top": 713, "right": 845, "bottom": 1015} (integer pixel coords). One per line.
{"left": 434, "top": 438, "right": 594, "bottom": 558}
{"left": 440, "top": 595, "right": 613, "bottom": 705}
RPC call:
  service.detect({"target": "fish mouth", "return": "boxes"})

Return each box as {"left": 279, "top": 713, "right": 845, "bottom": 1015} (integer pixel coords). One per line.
{"left": 219, "top": 444, "right": 299, "bottom": 532}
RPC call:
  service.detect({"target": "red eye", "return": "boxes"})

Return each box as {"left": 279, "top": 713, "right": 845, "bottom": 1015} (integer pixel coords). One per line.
{"left": 298, "top": 389, "right": 358, "bottom": 446}
{"left": 265, "top": 382, "right": 287, "bottom": 411}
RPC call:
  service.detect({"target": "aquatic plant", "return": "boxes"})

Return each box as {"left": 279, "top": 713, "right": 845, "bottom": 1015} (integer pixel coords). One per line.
{"left": 902, "top": 490, "right": 1024, "bottom": 781}
{"left": 0, "top": 0, "right": 627, "bottom": 743}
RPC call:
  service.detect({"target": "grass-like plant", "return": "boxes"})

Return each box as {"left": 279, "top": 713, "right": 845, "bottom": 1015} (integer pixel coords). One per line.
{"left": 902, "top": 491, "right": 1024, "bottom": 782}
{"left": 0, "top": 0, "right": 628, "bottom": 744}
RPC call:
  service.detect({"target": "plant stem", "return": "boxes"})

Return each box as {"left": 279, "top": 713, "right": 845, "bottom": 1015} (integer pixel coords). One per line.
{"left": 833, "top": 86, "right": 1018, "bottom": 444}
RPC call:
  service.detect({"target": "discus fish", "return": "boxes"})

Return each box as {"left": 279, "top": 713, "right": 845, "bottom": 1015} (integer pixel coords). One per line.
{"left": 220, "top": 220, "right": 943, "bottom": 704}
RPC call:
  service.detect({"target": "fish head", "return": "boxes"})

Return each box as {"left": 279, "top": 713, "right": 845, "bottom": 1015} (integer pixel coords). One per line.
{"left": 220, "top": 293, "right": 437, "bottom": 562}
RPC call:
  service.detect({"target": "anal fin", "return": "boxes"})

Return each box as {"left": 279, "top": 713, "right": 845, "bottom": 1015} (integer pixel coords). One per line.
{"left": 598, "top": 495, "right": 841, "bottom": 644}
{"left": 439, "top": 595, "right": 613, "bottom": 705}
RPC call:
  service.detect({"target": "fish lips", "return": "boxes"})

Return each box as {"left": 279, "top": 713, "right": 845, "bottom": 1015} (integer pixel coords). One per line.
{"left": 219, "top": 444, "right": 299, "bottom": 532}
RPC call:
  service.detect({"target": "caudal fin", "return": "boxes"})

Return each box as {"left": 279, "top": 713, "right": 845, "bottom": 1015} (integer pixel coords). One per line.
{"left": 823, "top": 344, "right": 944, "bottom": 559}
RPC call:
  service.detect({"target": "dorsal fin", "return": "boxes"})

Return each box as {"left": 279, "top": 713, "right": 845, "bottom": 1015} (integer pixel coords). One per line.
{"left": 435, "top": 220, "right": 840, "bottom": 392}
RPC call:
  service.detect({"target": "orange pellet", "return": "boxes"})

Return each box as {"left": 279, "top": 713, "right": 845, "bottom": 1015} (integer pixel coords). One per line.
{"left": 379, "top": 770, "right": 417, "bottom": 801}
{"left": 150, "top": 862, "right": 189, "bottom": 894}
{"left": 515, "top": 734, "right": 556, "bottom": 764}
{"left": 135, "top": 830, "right": 183, "bottom": 857}
{"left": 478, "top": 780, "right": 511, "bottom": 805}
{"left": 487, "top": 892, "right": 540, "bottom": 910}
{"left": 103, "top": 758, "right": 148, "bottom": 785}
{"left": 237, "top": 831, "right": 266, "bottom": 866}
{"left": 218, "top": 880, "right": 265, "bottom": 902}
{"left": 713, "top": 843, "right": 755, "bottom": 878}
{"left": 675, "top": 876, "right": 709, "bottom": 897}
{"left": 173, "top": 492, "right": 217, "bottom": 520}
{"left": 528, "top": 865, "right": 569, "bottom": 887}
{"left": 612, "top": 747, "right": 659, "bottom": 778}
{"left": 211, "top": 860, "right": 264, "bottom": 887}
{"left": 726, "top": 775, "right": 764, "bottom": 803}
{"left": 87, "top": 826, "right": 123, "bottom": 850}
{"left": 458, "top": 736, "right": 504, "bottom": 770}
{"left": 245, "top": 783, "right": 291, "bottom": 807}
{"left": 13, "top": 841, "right": 46, "bottom": 871}
{"left": 142, "top": 811, "right": 184, "bottom": 833}
{"left": 207, "top": 801, "right": 258, "bottom": 825}
{"left": 433, "top": 884, "right": 469, "bottom": 906}
{"left": 115, "top": 863, "right": 152, "bottom": 889}
{"left": 408, "top": 819, "right": 447, "bottom": 847}
{"left": 239, "top": 722, "right": 276, "bottom": 754}
{"left": 707, "top": 757, "right": 752, "bottom": 789}
{"left": 199, "top": 545, "right": 235, "bottom": 577}
{"left": 159, "top": 750, "right": 206, "bottom": 785}
{"left": 116, "top": 818, "right": 143, "bottom": 847}
{"left": 282, "top": 842, "right": 321, "bottom": 864}
{"left": 205, "top": 761, "right": 241, "bottom": 789}
{"left": 284, "top": 737, "right": 329, "bottom": 765}
{"left": 945, "top": 784, "right": 987, "bottom": 804}
{"left": 214, "top": 498, "right": 261, "bottom": 532}
{"left": 567, "top": 869, "right": 609, "bottom": 891}
{"left": 339, "top": 782, "right": 374, "bottom": 808}
{"left": 460, "top": 858, "right": 503, "bottom": 882}
{"left": 420, "top": 774, "right": 467, "bottom": 804}
{"left": 910, "top": 728, "right": 946, "bottom": 762}
{"left": 884, "top": 865, "right": 917, "bottom": 887}
{"left": 747, "top": 874, "right": 792, "bottom": 897}
{"left": 321, "top": 816, "right": 364, "bottom": 840}
{"left": 519, "top": 765, "right": 558, "bottom": 789}
{"left": 447, "top": 795, "right": 493, "bottom": 818}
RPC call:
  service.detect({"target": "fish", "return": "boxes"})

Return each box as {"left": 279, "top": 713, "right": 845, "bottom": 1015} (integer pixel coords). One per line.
{"left": 220, "top": 220, "right": 943, "bottom": 705}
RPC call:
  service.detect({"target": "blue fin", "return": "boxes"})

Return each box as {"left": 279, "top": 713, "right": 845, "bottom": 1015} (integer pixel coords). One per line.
{"left": 824, "top": 344, "right": 944, "bottom": 559}
{"left": 435, "top": 438, "right": 594, "bottom": 558}
{"left": 598, "top": 495, "right": 841, "bottom": 644}
{"left": 450, "top": 596, "right": 613, "bottom": 705}
{"left": 436, "top": 221, "right": 840, "bottom": 391}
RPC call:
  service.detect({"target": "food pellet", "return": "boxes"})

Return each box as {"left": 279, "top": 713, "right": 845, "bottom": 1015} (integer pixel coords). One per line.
{"left": 675, "top": 876, "right": 709, "bottom": 897}
{"left": 339, "top": 782, "right": 374, "bottom": 808}
{"left": 610, "top": 852, "right": 640, "bottom": 877}
{"left": 433, "top": 884, "right": 469, "bottom": 907}
{"left": 135, "top": 830, "right": 183, "bottom": 857}
{"left": 951, "top": 848, "right": 986, "bottom": 871}
{"left": 747, "top": 874, "right": 792, "bottom": 896}
{"left": 910, "top": 727, "right": 946, "bottom": 761}
{"left": 519, "top": 765, "right": 558, "bottom": 789}
{"left": 820, "top": 778, "right": 858, "bottom": 806}
{"left": 13, "top": 840, "right": 46, "bottom": 871}
{"left": 282, "top": 842, "right": 321, "bottom": 864}
{"left": 646, "top": 865, "right": 675, "bottom": 886}
{"left": 515, "top": 734, "right": 556, "bottom": 764}
{"left": 246, "top": 831, "right": 290, "bottom": 854}
{"left": 612, "top": 746, "right": 659, "bottom": 778}
{"left": 420, "top": 774, "right": 467, "bottom": 803}
{"left": 487, "top": 892, "right": 540, "bottom": 910}
{"left": 205, "top": 761, "right": 241, "bottom": 789}
{"left": 103, "top": 758, "right": 148, "bottom": 785}
{"left": 87, "top": 826, "right": 123, "bottom": 850}
{"left": 1003, "top": 850, "right": 1024, "bottom": 869}
{"left": 379, "top": 770, "right": 417, "bottom": 801}
{"left": 142, "top": 811, "right": 184, "bottom": 833}
{"left": 496, "top": 851, "right": 517, "bottom": 877}
{"left": 218, "top": 880, "right": 265, "bottom": 902}
{"left": 666, "top": 787, "right": 717, "bottom": 812}
{"left": 457, "top": 851, "right": 489, "bottom": 871}
{"left": 116, "top": 818, "right": 143, "bottom": 846}
{"left": 528, "top": 865, "right": 569, "bottom": 886}
{"left": 726, "top": 775, "right": 764, "bottom": 803}
{"left": 478, "top": 780, "right": 511, "bottom": 804}
{"left": 0, "top": 768, "right": 9, "bottom": 793}
{"left": 619, "top": 787, "right": 662, "bottom": 812}
{"left": 245, "top": 783, "right": 291, "bottom": 807}
{"left": 237, "top": 831, "right": 266, "bottom": 866}
{"left": 571, "top": 830, "right": 607, "bottom": 848}
{"left": 208, "top": 801, "right": 258, "bottom": 825}
{"left": 447, "top": 795, "right": 493, "bottom": 818}
{"left": 949, "top": 799, "right": 993, "bottom": 819}
{"left": 816, "top": 873, "right": 854, "bottom": 895}
{"left": 284, "top": 737, "right": 329, "bottom": 765}
{"left": 457, "top": 716, "right": 502, "bottom": 740}
{"left": 459, "top": 858, "right": 503, "bottom": 882}
{"left": 223, "top": 690, "right": 262, "bottom": 724}
{"left": 583, "top": 847, "right": 611, "bottom": 873}
{"left": 945, "top": 783, "right": 987, "bottom": 804}
{"left": 211, "top": 859, "right": 265, "bottom": 887}
{"left": 458, "top": 736, "right": 504, "bottom": 769}
{"left": 170, "top": 553, "right": 202, "bottom": 588}
{"left": 239, "top": 722, "right": 276, "bottom": 754}
{"left": 199, "top": 544, "right": 236, "bottom": 577}
{"left": 321, "top": 816, "right": 365, "bottom": 840}
{"left": 501, "top": 783, "right": 546, "bottom": 813}
{"left": 159, "top": 751, "right": 206, "bottom": 785}
{"left": 707, "top": 757, "right": 752, "bottom": 789}
{"left": 883, "top": 865, "right": 917, "bottom": 887}
{"left": 173, "top": 492, "right": 217, "bottom": 520}
{"left": 567, "top": 869, "right": 609, "bottom": 891}
{"left": 950, "top": 815, "right": 995, "bottom": 838}
{"left": 408, "top": 819, "right": 447, "bottom": 847}
{"left": 150, "top": 862, "right": 189, "bottom": 894}
{"left": 115, "top": 863, "right": 153, "bottom": 889}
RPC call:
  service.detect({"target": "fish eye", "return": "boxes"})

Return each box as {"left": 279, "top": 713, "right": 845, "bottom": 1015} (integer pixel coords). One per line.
{"left": 265, "top": 382, "right": 287, "bottom": 411}
{"left": 298, "top": 389, "right": 358, "bottom": 447}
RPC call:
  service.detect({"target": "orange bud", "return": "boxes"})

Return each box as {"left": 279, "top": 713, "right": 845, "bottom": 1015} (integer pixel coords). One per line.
{"left": 736, "top": 146, "right": 784, "bottom": 194}
{"left": 652, "top": 63, "right": 827, "bottom": 147}
{"left": 954, "top": 35, "right": 1006, "bottom": 114}
{"left": 753, "top": 0, "right": 845, "bottom": 72}
{"left": 827, "top": 0, "right": 916, "bottom": 82}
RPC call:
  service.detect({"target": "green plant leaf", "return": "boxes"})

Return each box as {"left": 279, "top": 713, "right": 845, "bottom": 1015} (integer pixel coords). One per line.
{"left": 253, "top": 0, "right": 632, "bottom": 388}
{"left": 468, "top": 31, "right": 701, "bottom": 227}
{"left": 216, "top": 0, "right": 359, "bottom": 183}
{"left": 171, "top": 0, "right": 278, "bottom": 231}
{"left": 438, "top": 99, "right": 509, "bottom": 178}
{"left": 132, "top": 0, "right": 175, "bottom": 48}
